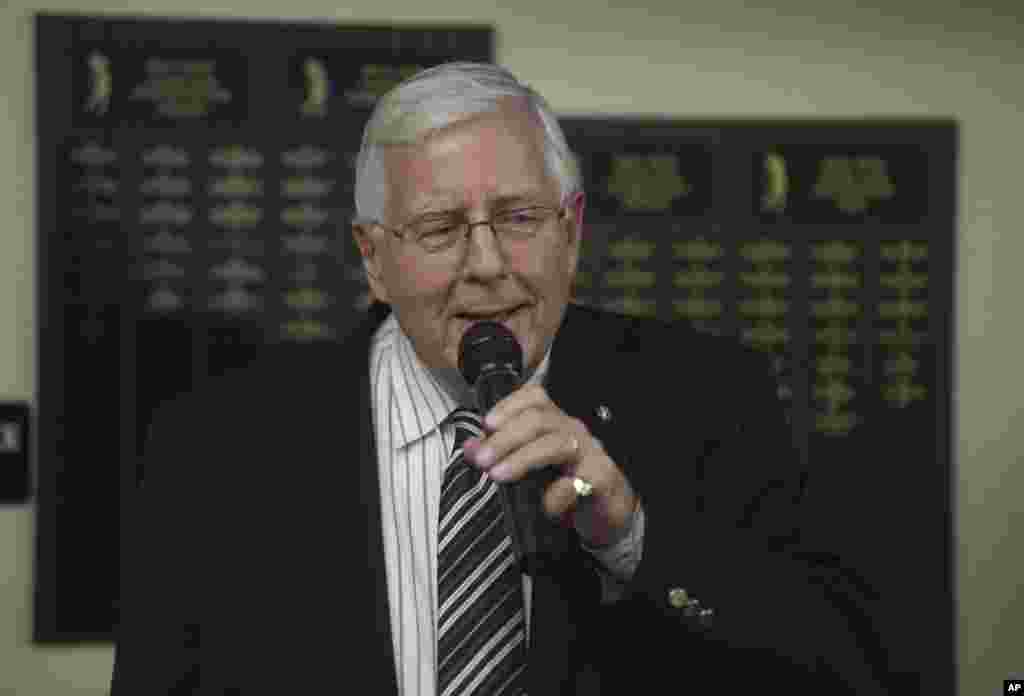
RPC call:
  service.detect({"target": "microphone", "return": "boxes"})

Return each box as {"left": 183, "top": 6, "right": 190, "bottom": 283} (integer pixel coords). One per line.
{"left": 458, "top": 321, "right": 560, "bottom": 575}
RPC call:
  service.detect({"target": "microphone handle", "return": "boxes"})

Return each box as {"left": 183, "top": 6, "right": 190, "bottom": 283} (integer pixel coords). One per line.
{"left": 475, "top": 367, "right": 547, "bottom": 573}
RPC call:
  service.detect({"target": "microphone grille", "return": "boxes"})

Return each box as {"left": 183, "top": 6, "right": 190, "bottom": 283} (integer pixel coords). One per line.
{"left": 457, "top": 321, "right": 523, "bottom": 386}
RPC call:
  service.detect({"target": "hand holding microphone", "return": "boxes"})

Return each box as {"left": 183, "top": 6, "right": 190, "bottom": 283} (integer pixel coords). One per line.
{"left": 457, "top": 321, "right": 639, "bottom": 560}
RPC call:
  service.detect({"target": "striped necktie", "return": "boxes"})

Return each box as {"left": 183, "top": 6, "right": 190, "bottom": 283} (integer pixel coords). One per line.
{"left": 437, "top": 407, "right": 528, "bottom": 696}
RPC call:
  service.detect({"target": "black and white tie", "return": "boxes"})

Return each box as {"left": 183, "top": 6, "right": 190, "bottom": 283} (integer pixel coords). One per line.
{"left": 437, "top": 407, "right": 528, "bottom": 696}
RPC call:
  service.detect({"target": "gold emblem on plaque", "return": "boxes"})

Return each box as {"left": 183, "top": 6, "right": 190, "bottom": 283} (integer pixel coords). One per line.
{"left": 85, "top": 52, "right": 112, "bottom": 116}
{"left": 813, "top": 156, "right": 894, "bottom": 214}
{"left": 762, "top": 153, "right": 788, "bottom": 213}
{"left": 607, "top": 155, "right": 689, "bottom": 211}
{"left": 301, "top": 58, "right": 330, "bottom": 117}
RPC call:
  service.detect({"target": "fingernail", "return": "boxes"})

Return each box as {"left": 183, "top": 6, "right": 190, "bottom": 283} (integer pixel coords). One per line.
{"left": 489, "top": 462, "right": 509, "bottom": 480}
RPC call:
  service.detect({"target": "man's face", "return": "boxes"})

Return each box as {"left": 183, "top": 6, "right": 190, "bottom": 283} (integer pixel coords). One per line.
{"left": 353, "top": 102, "right": 583, "bottom": 384}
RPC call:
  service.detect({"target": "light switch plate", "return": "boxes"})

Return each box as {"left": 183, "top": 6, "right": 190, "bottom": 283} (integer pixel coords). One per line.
{"left": 0, "top": 402, "right": 31, "bottom": 503}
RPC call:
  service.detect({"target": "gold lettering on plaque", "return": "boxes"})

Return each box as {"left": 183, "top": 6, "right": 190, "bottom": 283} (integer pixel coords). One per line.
{"left": 301, "top": 58, "right": 330, "bottom": 117}
{"left": 738, "top": 239, "right": 792, "bottom": 352}
{"left": 141, "top": 175, "right": 190, "bottom": 197}
{"left": 130, "top": 59, "right": 232, "bottom": 118}
{"left": 209, "top": 202, "right": 262, "bottom": 229}
{"left": 811, "top": 240, "right": 862, "bottom": 435}
{"left": 210, "top": 146, "right": 263, "bottom": 169}
{"left": 282, "top": 177, "right": 334, "bottom": 199}
{"left": 344, "top": 64, "right": 424, "bottom": 106}
{"left": 143, "top": 146, "right": 189, "bottom": 168}
{"left": 140, "top": 202, "right": 192, "bottom": 226}
{"left": 813, "top": 156, "right": 894, "bottom": 214}
{"left": 282, "top": 146, "right": 331, "bottom": 169}
{"left": 209, "top": 175, "right": 263, "bottom": 197}
{"left": 603, "top": 237, "right": 656, "bottom": 315}
{"left": 285, "top": 287, "right": 331, "bottom": 311}
{"left": 71, "top": 142, "right": 117, "bottom": 167}
{"left": 672, "top": 236, "right": 725, "bottom": 327}
{"left": 879, "top": 240, "right": 929, "bottom": 408}
{"left": 606, "top": 155, "right": 689, "bottom": 211}
{"left": 85, "top": 52, "right": 112, "bottom": 116}
{"left": 281, "top": 318, "right": 333, "bottom": 341}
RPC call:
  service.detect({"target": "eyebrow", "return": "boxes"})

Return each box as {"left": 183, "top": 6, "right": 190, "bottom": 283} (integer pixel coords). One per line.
{"left": 409, "top": 193, "right": 551, "bottom": 218}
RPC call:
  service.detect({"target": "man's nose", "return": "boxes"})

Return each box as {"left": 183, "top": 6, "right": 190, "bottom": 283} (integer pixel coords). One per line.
{"left": 461, "top": 223, "right": 508, "bottom": 277}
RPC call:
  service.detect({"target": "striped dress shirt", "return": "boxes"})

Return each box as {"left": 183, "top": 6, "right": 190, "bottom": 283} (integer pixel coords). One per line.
{"left": 369, "top": 313, "right": 645, "bottom": 696}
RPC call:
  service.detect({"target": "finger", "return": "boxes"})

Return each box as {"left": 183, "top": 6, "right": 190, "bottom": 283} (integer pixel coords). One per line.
{"left": 488, "top": 430, "right": 579, "bottom": 482}
{"left": 484, "top": 384, "right": 551, "bottom": 432}
{"left": 542, "top": 475, "right": 584, "bottom": 522}
{"left": 471, "top": 406, "right": 549, "bottom": 470}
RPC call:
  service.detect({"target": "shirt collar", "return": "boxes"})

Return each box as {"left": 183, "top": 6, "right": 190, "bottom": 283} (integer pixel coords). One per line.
{"left": 385, "top": 314, "right": 553, "bottom": 450}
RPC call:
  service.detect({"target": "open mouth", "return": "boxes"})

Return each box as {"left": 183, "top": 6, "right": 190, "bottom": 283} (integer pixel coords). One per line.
{"left": 456, "top": 305, "right": 524, "bottom": 325}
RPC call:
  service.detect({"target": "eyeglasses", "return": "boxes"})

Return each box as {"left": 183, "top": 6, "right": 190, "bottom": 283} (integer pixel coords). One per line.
{"left": 375, "top": 205, "right": 567, "bottom": 254}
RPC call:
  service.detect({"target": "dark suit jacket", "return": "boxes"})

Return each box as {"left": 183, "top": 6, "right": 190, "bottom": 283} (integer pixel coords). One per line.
{"left": 111, "top": 300, "right": 900, "bottom": 695}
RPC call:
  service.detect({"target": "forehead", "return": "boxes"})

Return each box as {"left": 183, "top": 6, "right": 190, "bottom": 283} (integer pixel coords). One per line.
{"left": 382, "top": 105, "right": 557, "bottom": 216}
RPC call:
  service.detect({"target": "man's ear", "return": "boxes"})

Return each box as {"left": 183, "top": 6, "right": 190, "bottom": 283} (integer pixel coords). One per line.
{"left": 566, "top": 192, "right": 585, "bottom": 275}
{"left": 352, "top": 223, "right": 389, "bottom": 303}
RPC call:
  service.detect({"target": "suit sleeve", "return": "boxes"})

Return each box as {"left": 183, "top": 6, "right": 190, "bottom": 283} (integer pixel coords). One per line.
{"left": 591, "top": 338, "right": 900, "bottom": 694}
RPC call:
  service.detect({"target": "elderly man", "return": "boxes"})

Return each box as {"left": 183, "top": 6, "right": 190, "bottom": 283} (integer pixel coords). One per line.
{"left": 111, "top": 63, "right": 895, "bottom": 695}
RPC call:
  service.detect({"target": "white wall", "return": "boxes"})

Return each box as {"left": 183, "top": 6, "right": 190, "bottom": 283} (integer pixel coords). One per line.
{"left": 2, "top": 1, "right": 1021, "bottom": 694}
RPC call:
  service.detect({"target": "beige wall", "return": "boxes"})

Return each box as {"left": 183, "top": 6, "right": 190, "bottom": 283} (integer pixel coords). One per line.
{"left": 2, "top": 1, "right": 1021, "bottom": 694}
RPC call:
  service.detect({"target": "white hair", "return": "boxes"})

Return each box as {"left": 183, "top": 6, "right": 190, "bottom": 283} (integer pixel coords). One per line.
{"left": 352, "top": 62, "right": 582, "bottom": 226}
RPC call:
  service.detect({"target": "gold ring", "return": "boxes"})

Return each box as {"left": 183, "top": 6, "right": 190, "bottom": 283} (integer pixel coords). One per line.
{"left": 573, "top": 476, "right": 594, "bottom": 498}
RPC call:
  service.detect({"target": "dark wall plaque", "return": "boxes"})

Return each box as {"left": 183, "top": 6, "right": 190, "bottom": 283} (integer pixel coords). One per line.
{"left": 562, "top": 117, "right": 954, "bottom": 695}
{"left": 35, "top": 12, "right": 494, "bottom": 643}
